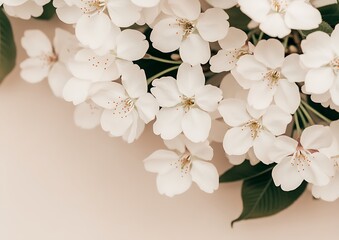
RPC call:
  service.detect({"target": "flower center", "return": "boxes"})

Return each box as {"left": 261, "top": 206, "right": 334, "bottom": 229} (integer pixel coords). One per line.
{"left": 244, "top": 119, "right": 262, "bottom": 139}
{"left": 271, "top": 0, "right": 288, "bottom": 13}
{"left": 111, "top": 97, "right": 135, "bottom": 118}
{"left": 264, "top": 69, "right": 281, "bottom": 88}
{"left": 176, "top": 18, "right": 195, "bottom": 39}
{"left": 291, "top": 149, "right": 312, "bottom": 172}
{"left": 170, "top": 152, "right": 192, "bottom": 177}
{"left": 330, "top": 57, "right": 339, "bottom": 73}
{"left": 181, "top": 95, "right": 195, "bottom": 112}
{"left": 80, "top": 0, "right": 107, "bottom": 15}
{"left": 236, "top": 46, "right": 252, "bottom": 59}
{"left": 39, "top": 52, "right": 58, "bottom": 66}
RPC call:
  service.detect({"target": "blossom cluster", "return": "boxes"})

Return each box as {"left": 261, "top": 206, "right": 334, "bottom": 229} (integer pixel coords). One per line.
{"left": 12, "top": 0, "right": 339, "bottom": 201}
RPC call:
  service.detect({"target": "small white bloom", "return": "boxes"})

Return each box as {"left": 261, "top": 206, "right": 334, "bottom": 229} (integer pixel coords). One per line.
{"left": 210, "top": 27, "right": 254, "bottom": 73}
{"left": 73, "top": 100, "right": 103, "bottom": 129}
{"left": 20, "top": 28, "right": 78, "bottom": 98}
{"left": 205, "top": 0, "right": 238, "bottom": 9}
{"left": 3, "top": 0, "right": 49, "bottom": 19}
{"left": 300, "top": 24, "right": 339, "bottom": 107}
{"left": 151, "top": 63, "right": 223, "bottom": 143}
{"left": 91, "top": 63, "right": 159, "bottom": 143}
{"left": 271, "top": 125, "right": 335, "bottom": 191}
{"left": 144, "top": 135, "right": 219, "bottom": 197}
{"left": 238, "top": 0, "right": 322, "bottom": 38}
{"left": 150, "top": 1, "right": 229, "bottom": 65}
{"left": 219, "top": 98, "right": 292, "bottom": 163}
{"left": 235, "top": 39, "right": 305, "bottom": 113}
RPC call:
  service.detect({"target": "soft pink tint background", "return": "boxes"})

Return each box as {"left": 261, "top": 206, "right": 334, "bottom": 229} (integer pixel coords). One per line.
{"left": 1, "top": 16, "right": 339, "bottom": 240}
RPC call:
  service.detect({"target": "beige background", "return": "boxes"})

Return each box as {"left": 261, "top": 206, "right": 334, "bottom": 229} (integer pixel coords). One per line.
{"left": 1, "top": 17, "right": 339, "bottom": 240}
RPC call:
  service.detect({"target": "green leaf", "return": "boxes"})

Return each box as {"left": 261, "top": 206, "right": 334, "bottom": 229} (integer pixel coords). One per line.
{"left": 231, "top": 171, "right": 307, "bottom": 226}
{"left": 300, "top": 21, "right": 333, "bottom": 37}
{"left": 220, "top": 161, "right": 274, "bottom": 183}
{"left": 36, "top": 2, "right": 55, "bottom": 20}
{"left": 0, "top": 9, "right": 16, "bottom": 83}
{"left": 225, "top": 7, "right": 251, "bottom": 31}
{"left": 318, "top": 3, "right": 339, "bottom": 27}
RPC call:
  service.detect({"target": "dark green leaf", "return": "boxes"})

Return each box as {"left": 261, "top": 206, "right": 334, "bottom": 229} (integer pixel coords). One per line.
{"left": 318, "top": 3, "right": 339, "bottom": 27}
{"left": 225, "top": 7, "right": 251, "bottom": 31}
{"left": 220, "top": 161, "right": 274, "bottom": 183}
{"left": 0, "top": 9, "right": 16, "bottom": 83}
{"left": 36, "top": 2, "right": 55, "bottom": 20}
{"left": 232, "top": 171, "right": 307, "bottom": 226}
{"left": 300, "top": 21, "right": 333, "bottom": 37}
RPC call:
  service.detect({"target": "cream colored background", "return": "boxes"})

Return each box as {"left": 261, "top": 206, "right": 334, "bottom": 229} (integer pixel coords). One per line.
{"left": 1, "top": 17, "right": 339, "bottom": 240}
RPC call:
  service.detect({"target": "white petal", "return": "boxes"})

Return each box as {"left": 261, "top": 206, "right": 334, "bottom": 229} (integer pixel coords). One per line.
{"left": 185, "top": 140, "right": 213, "bottom": 160}
{"left": 223, "top": 127, "right": 253, "bottom": 155}
{"left": 248, "top": 81, "right": 275, "bottom": 110}
{"left": 196, "top": 8, "right": 229, "bottom": 42}
{"left": 107, "top": 1, "right": 141, "bottom": 27}
{"left": 63, "top": 78, "right": 91, "bottom": 105}
{"left": 156, "top": 168, "right": 192, "bottom": 197}
{"left": 21, "top": 30, "right": 52, "bottom": 57}
{"left": 305, "top": 67, "right": 335, "bottom": 94}
{"left": 91, "top": 82, "right": 126, "bottom": 109}
{"left": 144, "top": 149, "right": 179, "bottom": 174}
{"left": 122, "top": 111, "right": 145, "bottom": 143}
{"left": 121, "top": 63, "right": 147, "bottom": 98}
{"left": 48, "top": 62, "right": 72, "bottom": 98}
{"left": 262, "top": 105, "right": 292, "bottom": 135}
{"left": 177, "top": 63, "right": 205, "bottom": 97}
{"left": 179, "top": 33, "right": 211, "bottom": 65}
{"left": 281, "top": 54, "right": 307, "bottom": 83}
{"left": 191, "top": 160, "right": 219, "bottom": 193}
{"left": 238, "top": 0, "right": 271, "bottom": 23}
{"left": 75, "top": 14, "right": 112, "bottom": 49}
{"left": 218, "top": 98, "right": 251, "bottom": 127}
{"left": 209, "top": 49, "right": 237, "bottom": 73}
{"left": 135, "top": 93, "right": 159, "bottom": 124}
{"left": 116, "top": 29, "right": 149, "bottom": 61}
{"left": 272, "top": 157, "right": 304, "bottom": 191}
{"left": 236, "top": 55, "right": 267, "bottom": 81}
{"left": 132, "top": 0, "right": 160, "bottom": 7}
{"left": 259, "top": 13, "right": 291, "bottom": 38}
{"left": 218, "top": 27, "right": 247, "bottom": 50}
{"left": 20, "top": 58, "right": 49, "bottom": 83}
{"left": 150, "top": 18, "right": 183, "bottom": 53}
{"left": 284, "top": 1, "right": 322, "bottom": 30}
{"left": 312, "top": 172, "right": 339, "bottom": 201}
{"left": 195, "top": 85, "right": 223, "bottom": 112}
{"left": 274, "top": 79, "right": 300, "bottom": 114}
{"left": 73, "top": 101, "right": 103, "bottom": 129}
{"left": 100, "top": 109, "right": 134, "bottom": 136}
{"left": 167, "top": 0, "right": 200, "bottom": 20}
{"left": 151, "top": 77, "right": 181, "bottom": 107}
{"left": 253, "top": 130, "right": 275, "bottom": 164}
{"left": 182, "top": 108, "right": 211, "bottom": 143}
{"left": 269, "top": 136, "right": 298, "bottom": 163}
{"left": 153, "top": 107, "right": 185, "bottom": 140}
{"left": 300, "top": 125, "right": 332, "bottom": 150}
{"left": 254, "top": 39, "right": 285, "bottom": 69}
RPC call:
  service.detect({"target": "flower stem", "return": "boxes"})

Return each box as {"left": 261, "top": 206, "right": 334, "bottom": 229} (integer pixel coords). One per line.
{"left": 147, "top": 65, "right": 180, "bottom": 85}
{"left": 299, "top": 103, "right": 315, "bottom": 125}
{"left": 297, "top": 108, "right": 307, "bottom": 128}
{"left": 294, "top": 113, "right": 301, "bottom": 137}
{"left": 143, "top": 54, "right": 182, "bottom": 65}
{"left": 301, "top": 100, "right": 331, "bottom": 124}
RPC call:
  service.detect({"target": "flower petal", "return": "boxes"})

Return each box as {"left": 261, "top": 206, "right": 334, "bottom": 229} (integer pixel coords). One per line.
{"left": 144, "top": 150, "right": 179, "bottom": 174}
{"left": 153, "top": 107, "right": 185, "bottom": 140}
{"left": 218, "top": 98, "right": 251, "bottom": 127}
{"left": 195, "top": 85, "right": 223, "bottom": 112}
{"left": 177, "top": 63, "right": 205, "bottom": 97}
{"left": 191, "top": 160, "right": 219, "bottom": 193}
{"left": 179, "top": 33, "right": 211, "bottom": 65}
{"left": 274, "top": 79, "right": 300, "bottom": 114}
{"left": 262, "top": 105, "right": 292, "bottom": 135}
{"left": 300, "top": 125, "right": 333, "bottom": 150}
{"left": 254, "top": 39, "right": 285, "bottom": 69}
{"left": 156, "top": 168, "right": 192, "bottom": 197}
{"left": 135, "top": 93, "right": 159, "bottom": 124}
{"left": 223, "top": 126, "right": 253, "bottom": 155}
{"left": 151, "top": 77, "right": 181, "bottom": 107}
{"left": 182, "top": 108, "right": 211, "bottom": 143}
{"left": 305, "top": 67, "right": 335, "bottom": 94}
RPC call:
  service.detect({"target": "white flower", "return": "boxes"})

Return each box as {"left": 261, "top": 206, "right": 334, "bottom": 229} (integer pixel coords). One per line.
{"left": 312, "top": 120, "right": 339, "bottom": 201}
{"left": 144, "top": 135, "right": 219, "bottom": 197}
{"left": 150, "top": 1, "right": 229, "bottom": 65}
{"left": 219, "top": 98, "right": 292, "bottom": 164}
{"left": 151, "top": 63, "right": 223, "bottom": 143}
{"left": 62, "top": 29, "right": 149, "bottom": 105}
{"left": 235, "top": 39, "right": 305, "bottom": 113}
{"left": 20, "top": 28, "right": 78, "bottom": 97}
{"left": 91, "top": 63, "right": 159, "bottom": 143}
{"left": 210, "top": 27, "right": 253, "bottom": 73}
{"left": 271, "top": 125, "right": 335, "bottom": 191}
{"left": 300, "top": 24, "right": 339, "bottom": 107}
{"left": 2, "top": 0, "right": 49, "bottom": 19}
{"left": 131, "top": 0, "right": 160, "bottom": 7}
{"left": 238, "top": 0, "right": 322, "bottom": 38}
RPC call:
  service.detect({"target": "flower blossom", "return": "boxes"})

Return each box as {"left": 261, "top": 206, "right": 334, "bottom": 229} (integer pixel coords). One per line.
{"left": 144, "top": 135, "right": 219, "bottom": 197}
{"left": 151, "top": 63, "right": 223, "bottom": 143}
{"left": 2, "top": 0, "right": 50, "bottom": 19}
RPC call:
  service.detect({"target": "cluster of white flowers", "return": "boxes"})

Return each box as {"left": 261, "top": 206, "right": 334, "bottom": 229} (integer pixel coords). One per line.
{"left": 14, "top": 0, "right": 339, "bottom": 199}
